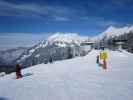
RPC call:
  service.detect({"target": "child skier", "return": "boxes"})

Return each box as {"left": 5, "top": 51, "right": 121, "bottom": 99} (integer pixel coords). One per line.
{"left": 96, "top": 55, "right": 99, "bottom": 64}
{"left": 99, "top": 47, "right": 108, "bottom": 70}
{"left": 16, "top": 64, "right": 22, "bottom": 79}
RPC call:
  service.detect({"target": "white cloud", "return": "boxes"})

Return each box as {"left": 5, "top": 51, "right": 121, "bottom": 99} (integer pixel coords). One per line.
{"left": 54, "top": 16, "right": 70, "bottom": 21}
{"left": 0, "top": 0, "right": 72, "bottom": 21}
{"left": 97, "top": 20, "right": 120, "bottom": 27}
{"left": 80, "top": 16, "right": 120, "bottom": 27}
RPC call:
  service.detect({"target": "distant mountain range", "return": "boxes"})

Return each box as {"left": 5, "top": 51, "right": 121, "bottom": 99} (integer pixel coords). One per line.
{"left": 0, "top": 47, "right": 28, "bottom": 65}
{"left": 0, "top": 26, "right": 133, "bottom": 73}
{"left": 92, "top": 26, "right": 133, "bottom": 52}
{"left": 92, "top": 26, "right": 133, "bottom": 41}
{"left": 0, "top": 47, "right": 28, "bottom": 73}
{"left": 16, "top": 33, "right": 91, "bottom": 67}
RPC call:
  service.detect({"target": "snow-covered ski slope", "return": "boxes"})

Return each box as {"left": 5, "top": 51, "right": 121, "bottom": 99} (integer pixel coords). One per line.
{"left": 0, "top": 50, "right": 133, "bottom": 100}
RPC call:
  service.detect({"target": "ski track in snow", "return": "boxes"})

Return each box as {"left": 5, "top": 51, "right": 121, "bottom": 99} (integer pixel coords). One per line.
{"left": 0, "top": 50, "right": 133, "bottom": 100}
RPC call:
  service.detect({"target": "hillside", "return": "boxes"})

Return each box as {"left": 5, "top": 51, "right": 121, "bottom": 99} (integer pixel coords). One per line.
{"left": 17, "top": 33, "right": 90, "bottom": 67}
{"left": 0, "top": 50, "right": 133, "bottom": 100}
{"left": 92, "top": 26, "right": 133, "bottom": 41}
{"left": 0, "top": 47, "right": 28, "bottom": 73}
{"left": 0, "top": 47, "right": 27, "bottom": 65}
{"left": 92, "top": 26, "right": 133, "bottom": 52}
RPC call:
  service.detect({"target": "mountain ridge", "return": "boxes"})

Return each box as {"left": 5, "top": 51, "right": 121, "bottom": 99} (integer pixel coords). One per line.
{"left": 1, "top": 26, "right": 133, "bottom": 72}
{"left": 92, "top": 25, "right": 133, "bottom": 42}
{"left": 16, "top": 33, "right": 91, "bottom": 67}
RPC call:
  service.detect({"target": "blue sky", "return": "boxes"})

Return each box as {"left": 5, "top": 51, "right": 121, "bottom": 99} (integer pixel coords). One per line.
{"left": 0, "top": 0, "right": 133, "bottom": 50}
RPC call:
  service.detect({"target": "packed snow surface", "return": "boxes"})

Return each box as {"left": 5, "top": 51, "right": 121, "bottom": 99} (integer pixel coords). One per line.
{"left": 0, "top": 50, "right": 133, "bottom": 100}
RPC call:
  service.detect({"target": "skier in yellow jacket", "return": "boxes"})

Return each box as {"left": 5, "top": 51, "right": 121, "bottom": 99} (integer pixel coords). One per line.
{"left": 99, "top": 47, "right": 108, "bottom": 70}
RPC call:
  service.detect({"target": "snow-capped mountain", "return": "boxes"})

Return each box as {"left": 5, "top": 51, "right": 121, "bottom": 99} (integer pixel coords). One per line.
{"left": 92, "top": 26, "right": 133, "bottom": 42}
{"left": 47, "top": 33, "right": 88, "bottom": 47}
{"left": 92, "top": 25, "right": 133, "bottom": 52}
{"left": 17, "top": 33, "right": 91, "bottom": 67}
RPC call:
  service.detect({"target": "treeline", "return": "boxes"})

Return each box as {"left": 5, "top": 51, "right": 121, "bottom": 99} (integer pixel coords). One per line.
{"left": 0, "top": 65, "right": 15, "bottom": 74}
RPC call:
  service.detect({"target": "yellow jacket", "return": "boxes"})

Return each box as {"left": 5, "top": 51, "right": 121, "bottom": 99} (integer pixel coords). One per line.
{"left": 100, "top": 51, "right": 108, "bottom": 60}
